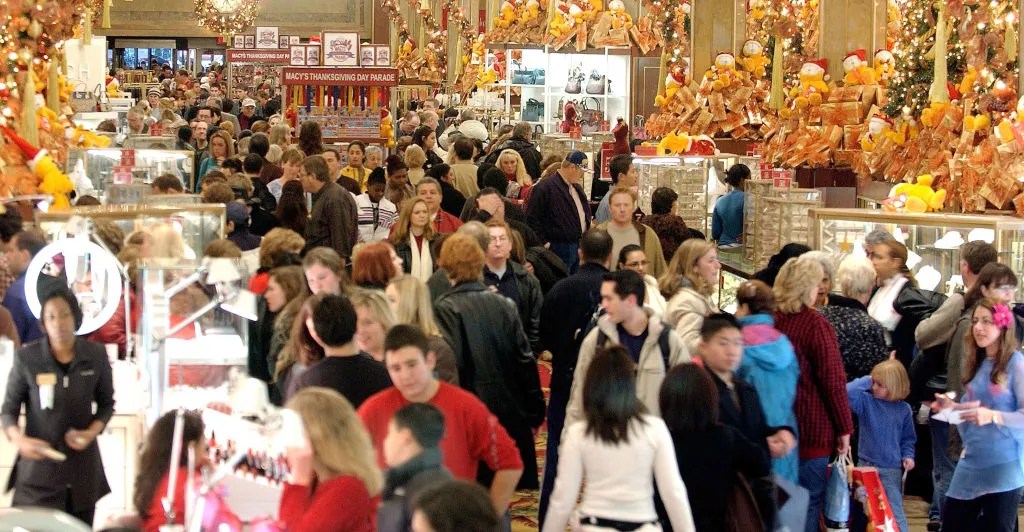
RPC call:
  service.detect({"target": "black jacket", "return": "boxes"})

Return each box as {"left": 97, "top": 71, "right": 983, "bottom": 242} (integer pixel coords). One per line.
{"left": 891, "top": 284, "right": 946, "bottom": 368}
{"left": 483, "top": 136, "right": 542, "bottom": 181}
{"left": 394, "top": 236, "right": 438, "bottom": 276}
{"left": 378, "top": 449, "right": 452, "bottom": 532}
{"left": 1, "top": 338, "right": 114, "bottom": 512}
{"left": 439, "top": 180, "right": 466, "bottom": 217}
{"left": 483, "top": 261, "right": 544, "bottom": 355}
{"left": 247, "top": 297, "right": 276, "bottom": 382}
{"left": 539, "top": 262, "right": 609, "bottom": 390}
{"left": 526, "top": 172, "right": 591, "bottom": 245}
{"left": 433, "top": 281, "right": 546, "bottom": 489}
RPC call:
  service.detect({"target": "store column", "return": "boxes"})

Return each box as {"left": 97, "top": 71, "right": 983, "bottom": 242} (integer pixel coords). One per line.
{"left": 820, "top": 0, "right": 887, "bottom": 82}
{"left": 692, "top": 0, "right": 740, "bottom": 83}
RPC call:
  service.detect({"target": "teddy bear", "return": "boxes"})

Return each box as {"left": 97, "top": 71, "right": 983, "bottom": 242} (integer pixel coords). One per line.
{"left": 873, "top": 49, "right": 895, "bottom": 86}
{"left": 860, "top": 114, "right": 892, "bottom": 152}
{"left": 521, "top": 0, "right": 541, "bottom": 22}
{"left": 1, "top": 126, "right": 75, "bottom": 209}
{"left": 654, "top": 63, "right": 687, "bottom": 108}
{"left": 738, "top": 39, "right": 769, "bottom": 79}
{"left": 606, "top": 0, "right": 632, "bottom": 30}
{"left": 789, "top": 59, "right": 830, "bottom": 108}
{"left": 379, "top": 109, "right": 395, "bottom": 148}
{"left": 888, "top": 174, "right": 947, "bottom": 213}
{"left": 704, "top": 52, "right": 740, "bottom": 92}
{"left": 561, "top": 100, "right": 579, "bottom": 133}
{"left": 495, "top": 0, "right": 517, "bottom": 28}
{"left": 842, "top": 50, "right": 876, "bottom": 86}
{"left": 656, "top": 131, "right": 716, "bottom": 156}
{"left": 68, "top": 125, "right": 112, "bottom": 149}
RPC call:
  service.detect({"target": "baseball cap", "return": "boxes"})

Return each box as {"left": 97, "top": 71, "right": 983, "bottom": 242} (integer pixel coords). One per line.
{"left": 565, "top": 150, "right": 588, "bottom": 167}
{"left": 242, "top": 98, "right": 256, "bottom": 108}
{"left": 225, "top": 201, "right": 249, "bottom": 226}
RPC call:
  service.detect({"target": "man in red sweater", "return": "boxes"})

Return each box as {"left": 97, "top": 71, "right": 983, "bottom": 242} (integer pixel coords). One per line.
{"left": 358, "top": 324, "right": 524, "bottom": 514}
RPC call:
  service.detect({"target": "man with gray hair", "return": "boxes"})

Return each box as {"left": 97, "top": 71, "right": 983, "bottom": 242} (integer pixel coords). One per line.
{"left": 483, "top": 122, "right": 542, "bottom": 181}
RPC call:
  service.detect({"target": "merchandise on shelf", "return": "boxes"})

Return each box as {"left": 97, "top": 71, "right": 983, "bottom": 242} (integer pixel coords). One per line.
{"left": 635, "top": 155, "right": 736, "bottom": 233}
{"left": 281, "top": 66, "right": 398, "bottom": 142}
{"left": 749, "top": 187, "right": 821, "bottom": 270}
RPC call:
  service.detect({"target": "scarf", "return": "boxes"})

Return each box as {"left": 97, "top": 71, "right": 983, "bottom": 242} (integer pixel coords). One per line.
{"left": 409, "top": 232, "right": 433, "bottom": 282}
{"left": 382, "top": 447, "right": 444, "bottom": 499}
{"left": 867, "top": 274, "right": 908, "bottom": 337}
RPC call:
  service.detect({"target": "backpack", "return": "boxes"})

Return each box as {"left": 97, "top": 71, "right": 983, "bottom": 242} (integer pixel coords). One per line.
{"left": 595, "top": 320, "right": 674, "bottom": 371}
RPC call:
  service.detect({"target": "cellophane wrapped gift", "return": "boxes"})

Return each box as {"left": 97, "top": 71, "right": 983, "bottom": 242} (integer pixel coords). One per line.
{"left": 819, "top": 102, "right": 867, "bottom": 127}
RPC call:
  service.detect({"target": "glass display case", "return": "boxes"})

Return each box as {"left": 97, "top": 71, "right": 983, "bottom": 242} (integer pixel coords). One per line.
{"left": 36, "top": 204, "right": 226, "bottom": 259}
{"left": 747, "top": 188, "right": 821, "bottom": 270}
{"left": 67, "top": 147, "right": 195, "bottom": 194}
{"left": 136, "top": 259, "right": 253, "bottom": 414}
{"left": 635, "top": 155, "right": 736, "bottom": 233}
{"left": 810, "top": 209, "right": 1024, "bottom": 294}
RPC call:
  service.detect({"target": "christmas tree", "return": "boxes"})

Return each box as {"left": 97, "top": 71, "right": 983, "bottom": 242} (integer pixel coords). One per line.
{"left": 884, "top": 0, "right": 1018, "bottom": 119}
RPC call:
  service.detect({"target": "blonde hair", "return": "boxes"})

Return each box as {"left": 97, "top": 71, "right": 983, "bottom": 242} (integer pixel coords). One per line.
{"left": 148, "top": 223, "right": 187, "bottom": 260}
{"left": 659, "top": 238, "right": 715, "bottom": 298}
{"left": 497, "top": 149, "right": 532, "bottom": 187}
{"left": 390, "top": 197, "right": 436, "bottom": 245}
{"left": 269, "top": 123, "right": 291, "bottom": 149}
{"left": 259, "top": 228, "right": 305, "bottom": 269}
{"left": 281, "top": 148, "right": 304, "bottom": 166}
{"left": 387, "top": 275, "right": 441, "bottom": 336}
{"left": 773, "top": 256, "right": 824, "bottom": 314}
{"left": 286, "top": 388, "right": 382, "bottom": 495}
{"left": 404, "top": 144, "right": 427, "bottom": 170}
{"left": 349, "top": 289, "right": 396, "bottom": 332}
{"left": 870, "top": 359, "right": 910, "bottom": 401}
{"left": 227, "top": 173, "right": 254, "bottom": 198}
{"left": 608, "top": 185, "right": 638, "bottom": 205}
{"left": 266, "top": 144, "right": 283, "bottom": 164}
{"left": 209, "top": 130, "right": 235, "bottom": 159}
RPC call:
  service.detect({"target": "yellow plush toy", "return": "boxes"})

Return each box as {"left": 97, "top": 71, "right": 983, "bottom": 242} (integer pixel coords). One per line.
{"left": 889, "top": 174, "right": 946, "bottom": 213}
{"left": 654, "top": 64, "right": 687, "bottom": 107}
{"left": 69, "top": 125, "right": 112, "bottom": 149}
{"left": 606, "top": 0, "right": 632, "bottom": 30}
{"left": 705, "top": 52, "right": 739, "bottom": 92}
{"left": 521, "top": 0, "right": 541, "bottom": 22}
{"left": 860, "top": 114, "right": 892, "bottom": 152}
{"left": 842, "top": 50, "right": 876, "bottom": 86}
{"left": 496, "top": 0, "right": 517, "bottom": 28}
{"left": 959, "top": 66, "right": 979, "bottom": 97}
{"left": 738, "top": 39, "right": 769, "bottom": 79}
{"left": 963, "top": 112, "right": 990, "bottom": 132}
{"left": 379, "top": 109, "right": 395, "bottom": 148}
{"left": 873, "top": 49, "right": 895, "bottom": 86}
{"left": 1, "top": 126, "right": 75, "bottom": 209}
{"left": 790, "top": 59, "right": 830, "bottom": 108}
{"left": 920, "top": 102, "right": 948, "bottom": 128}
{"left": 656, "top": 131, "right": 716, "bottom": 156}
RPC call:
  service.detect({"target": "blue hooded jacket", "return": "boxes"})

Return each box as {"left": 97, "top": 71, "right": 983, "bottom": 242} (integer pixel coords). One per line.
{"left": 737, "top": 313, "right": 800, "bottom": 483}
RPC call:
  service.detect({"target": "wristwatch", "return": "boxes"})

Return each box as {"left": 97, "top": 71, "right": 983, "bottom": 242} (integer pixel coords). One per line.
{"left": 994, "top": 412, "right": 1004, "bottom": 426}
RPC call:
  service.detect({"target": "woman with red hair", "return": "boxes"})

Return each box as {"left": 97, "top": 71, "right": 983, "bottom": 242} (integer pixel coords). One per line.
{"left": 351, "top": 242, "right": 403, "bottom": 291}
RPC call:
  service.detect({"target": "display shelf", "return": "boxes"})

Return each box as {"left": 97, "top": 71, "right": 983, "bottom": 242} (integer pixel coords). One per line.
{"left": 635, "top": 155, "right": 736, "bottom": 234}
{"left": 751, "top": 190, "right": 822, "bottom": 271}
{"left": 810, "top": 209, "right": 1024, "bottom": 294}
{"left": 67, "top": 147, "right": 195, "bottom": 193}
{"left": 484, "top": 45, "right": 630, "bottom": 134}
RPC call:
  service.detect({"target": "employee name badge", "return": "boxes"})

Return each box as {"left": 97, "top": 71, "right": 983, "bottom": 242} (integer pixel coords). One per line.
{"left": 37, "top": 373, "right": 56, "bottom": 410}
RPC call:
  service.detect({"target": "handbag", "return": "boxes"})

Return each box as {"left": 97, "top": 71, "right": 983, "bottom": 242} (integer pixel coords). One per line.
{"left": 70, "top": 82, "right": 98, "bottom": 113}
{"left": 535, "top": 68, "right": 546, "bottom": 86}
{"left": 522, "top": 98, "right": 545, "bottom": 122}
{"left": 512, "top": 69, "right": 537, "bottom": 85}
{"left": 632, "top": 114, "right": 649, "bottom": 141}
{"left": 585, "top": 70, "right": 610, "bottom": 94}
{"left": 565, "top": 76, "right": 582, "bottom": 94}
{"left": 824, "top": 453, "right": 852, "bottom": 528}
{"left": 725, "top": 473, "right": 765, "bottom": 532}
{"left": 579, "top": 97, "right": 604, "bottom": 134}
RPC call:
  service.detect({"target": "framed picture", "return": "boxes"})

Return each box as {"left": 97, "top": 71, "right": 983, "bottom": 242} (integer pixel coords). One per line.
{"left": 322, "top": 32, "right": 359, "bottom": 66}
{"left": 233, "top": 35, "right": 245, "bottom": 49}
{"left": 360, "top": 43, "right": 375, "bottom": 66}
{"left": 289, "top": 45, "right": 306, "bottom": 66}
{"left": 244, "top": 35, "right": 256, "bottom": 49}
{"left": 375, "top": 45, "right": 391, "bottom": 66}
{"left": 306, "top": 45, "right": 321, "bottom": 66}
{"left": 279, "top": 35, "right": 290, "bottom": 49}
{"left": 256, "top": 26, "right": 279, "bottom": 49}
{"left": 290, "top": 36, "right": 300, "bottom": 45}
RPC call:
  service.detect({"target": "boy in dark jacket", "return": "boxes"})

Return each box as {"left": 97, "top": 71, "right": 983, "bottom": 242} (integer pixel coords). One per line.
{"left": 378, "top": 403, "right": 452, "bottom": 532}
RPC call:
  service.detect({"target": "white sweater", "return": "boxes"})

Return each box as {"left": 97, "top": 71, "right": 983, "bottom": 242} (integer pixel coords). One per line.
{"left": 543, "top": 415, "right": 696, "bottom": 532}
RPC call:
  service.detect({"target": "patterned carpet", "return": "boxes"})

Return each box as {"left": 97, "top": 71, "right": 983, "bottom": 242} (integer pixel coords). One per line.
{"left": 509, "top": 360, "right": 550, "bottom": 531}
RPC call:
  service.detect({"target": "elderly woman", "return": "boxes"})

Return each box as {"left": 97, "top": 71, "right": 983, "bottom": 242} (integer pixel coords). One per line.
{"left": 804, "top": 252, "right": 888, "bottom": 381}
{"left": 771, "top": 256, "right": 854, "bottom": 532}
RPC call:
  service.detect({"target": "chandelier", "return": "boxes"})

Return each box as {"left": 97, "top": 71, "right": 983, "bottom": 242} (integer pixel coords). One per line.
{"left": 194, "top": 0, "right": 260, "bottom": 37}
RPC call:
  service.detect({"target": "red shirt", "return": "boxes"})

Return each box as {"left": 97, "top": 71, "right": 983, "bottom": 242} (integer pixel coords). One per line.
{"left": 279, "top": 475, "right": 375, "bottom": 532}
{"left": 773, "top": 306, "right": 854, "bottom": 459}
{"left": 141, "top": 468, "right": 193, "bottom": 532}
{"left": 358, "top": 383, "right": 523, "bottom": 479}
{"left": 433, "top": 210, "right": 463, "bottom": 235}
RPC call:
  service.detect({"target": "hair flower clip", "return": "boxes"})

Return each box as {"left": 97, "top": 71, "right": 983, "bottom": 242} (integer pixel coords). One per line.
{"left": 993, "top": 304, "right": 1014, "bottom": 329}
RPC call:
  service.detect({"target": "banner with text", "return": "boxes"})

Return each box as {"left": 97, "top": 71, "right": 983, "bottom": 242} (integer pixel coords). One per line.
{"left": 282, "top": 67, "right": 400, "bottom": 86}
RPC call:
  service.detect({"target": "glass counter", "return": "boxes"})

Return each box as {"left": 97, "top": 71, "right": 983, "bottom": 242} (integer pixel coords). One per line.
{"left": 810, "top": 208, "right": 1024, "bottom": 294}
{"left": 136, "top": 259, "right": 253, "bottom": 414}
{"left": 36, "top": 204, "right": 226, "bottom": 259}
{"left": 67, "top": 147, "right": 195, "bottom": 194}
{"left": 635, "top": 155, "right": 737, "bottom": 234}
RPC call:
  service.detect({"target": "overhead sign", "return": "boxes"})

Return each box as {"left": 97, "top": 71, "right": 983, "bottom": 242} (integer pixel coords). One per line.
{"left": 282, "top": 67, "right": 399, "bottom": 86}
{"left": 226, "top": 49, "right": 292, "bottom": 63}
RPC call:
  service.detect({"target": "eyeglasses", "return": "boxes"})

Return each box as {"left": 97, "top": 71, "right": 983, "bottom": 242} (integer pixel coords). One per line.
{"left": 625, "top": 260, "right": 649, "bottom": 268}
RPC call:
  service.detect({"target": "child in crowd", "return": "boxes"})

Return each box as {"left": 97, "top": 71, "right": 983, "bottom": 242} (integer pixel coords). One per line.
{"left": 846, "top": 359, "right": 915, "bottom": 532}
{"left": 378, "top": 403, "right": 452, "bottom": 532}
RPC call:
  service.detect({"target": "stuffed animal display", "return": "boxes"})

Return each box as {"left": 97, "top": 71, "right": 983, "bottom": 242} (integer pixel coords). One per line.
{"left": 887, "top": 174, "right": 947, "bottom": 213}
{"left": 738, "top": 39, "right": 769, "bottom": 79}
{"left": 842, "top": 50, "right": 876, "bottom": 86}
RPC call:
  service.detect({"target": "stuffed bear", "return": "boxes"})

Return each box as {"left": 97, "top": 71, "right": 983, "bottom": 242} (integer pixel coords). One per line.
{"left": 654, "top": 64, "right": 686, "bottom": 108}
{"left": 738, "top": 39, "right": 769, "bottom": 79}
{"left": 790, "top": 59, "right": 830, "bottom": 108}
{"left": 842, "top": 50, "right": 876, "bottom": 86}
{"left": 496, "top": 0, "right": 517, "bottom": 28}
{"left": 860, "top": 114, "right": 892, "bottom": 152}
{"left": 873, "top": 49, "right": 895, "bottom": 86}
{"left": 889, "top": 174, "right": 946, "bottom": 213}
{"left": 704, "top": 52, "right": 739, "bottom": 92}
{"left": 607, "top": 0, "right": 633, "bottom": 30}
